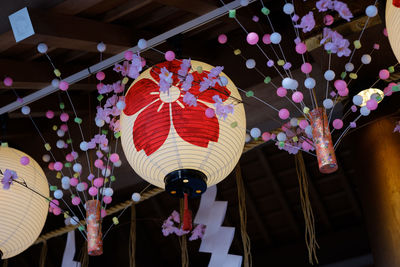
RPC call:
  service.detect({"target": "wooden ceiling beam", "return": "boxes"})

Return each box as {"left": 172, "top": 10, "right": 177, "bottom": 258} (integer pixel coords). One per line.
{"left": 102, "top": 0, "right": 153, "bottom": 23}
{"left": 154, "top": 0, "right": 217, "bottom": 15}
{"left": 50, "top": 0, "right": 105, "bottom": 15}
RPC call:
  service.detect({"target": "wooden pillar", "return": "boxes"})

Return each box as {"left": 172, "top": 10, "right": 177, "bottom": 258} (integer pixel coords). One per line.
{"left": 352, "top": 117, "right": 400, "bottom": 267}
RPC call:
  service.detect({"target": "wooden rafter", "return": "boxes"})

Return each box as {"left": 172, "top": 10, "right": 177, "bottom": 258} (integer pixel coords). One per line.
{"left": 50, "top": 0, "right": 105, "bottom": 15}
{"left": 154, "top": 0, "right": 217, "bottom": 15}
{"left": 102, "top": 0, "right": 153, "bottom": 23}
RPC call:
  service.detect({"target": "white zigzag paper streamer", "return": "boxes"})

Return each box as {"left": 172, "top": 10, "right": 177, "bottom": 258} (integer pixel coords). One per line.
{"left": 194, "top": 185, "right": 242, "bottom": 267}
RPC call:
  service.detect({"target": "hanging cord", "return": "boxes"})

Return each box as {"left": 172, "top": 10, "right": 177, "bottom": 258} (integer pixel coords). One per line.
{"left": 235, "top": 165, "right": 252, "bottom": 267}
{"left": 39, "top": 241, "right": 47, "bottom": 267}
{"left": 79, "top": 241, "right": 89, "bottom": 267}
{"left": 129, "top": 204, "right": 136, "bottom": 267}
{"left": 179, "top": 199, "right": 189, "bottom": 267}
{"left": 295, "top": 152, "right": 319, "bottom": 265}
{"left": 182, "top": 193, "right": 192, "bottom": 231}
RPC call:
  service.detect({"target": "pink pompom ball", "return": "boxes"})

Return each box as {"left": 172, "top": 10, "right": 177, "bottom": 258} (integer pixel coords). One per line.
{"left": 262, "top": 132, "right": 271, "bottom": 141}
{"left": 366, "top": 99, "right": 378, "bottom": 110}
{"left": 338, "top": 88, "right": 349, "bottom": 97}
{"left": 59, "top": 81, "right": 69, "bottom": 91}
{"left": 93, "top": 177, "right": 104, "bottom": 188}
{"left": 71, "top": 151, "right": 78, "bottom": 159}
{"left": 94, "top": 159, "right": 103, "bottom": 168}
{"left": 124, "top": 51, "right": 133, "bottom": 60}
{"left": 54, "top": 162, "right": 63, "bottom": 171}
{"left": 295, "top": 42, "right": 307, "bottom": 54}
{"left": 276, "top": 87, "right": 287, "bottom": 97}
{"left": 205, "top": 108, "right": 215, "bottom": 118}
{"left": 103, "top": 196, "right": 112, "bottom": 204}
{"left": 332, "top": 119, "right": 343, "bottom": 129}
{"left": 20, "top": 156, "right": 30, "bottom": 166}
{"left": 246, "top": 32, "right": 259, "bottom": 45}
{"left": 218, "top": 34, "right": 227, "bottom": 44}
{"left": 292, "top": 91, "right": 303, "bottom": 103}
{"left": 53, "top": 207, "right": 62, "bottom": 216}
{"left": 101, "top": 209, "right": 107, "bottom": 218}
{"left": 301, "top": 63, "right": 312, "bottom": 74}
{"left": 110, "top": 153, "right": 119, "bottom": 163}
{"left": 60, "top": 112, "right": 69, "bottom": 122}
{"left": 279, "top": 108, "right": 290, "bottom": 120}
{"left": 48, "top": 162, "right": 55, "bottom": 171}
{"left": 165, "top": 51, "right": 175, "bottom": 61}
{"left": 262, "top": 34, "right": 271, "bottom": 44}
{"left": 96, "top": 71, "right": 105, "bottom": 81}
{"left": 299, "top": 119, "right": 309, "bottom": 129}
{"left": 69, "top": 177, "right": 78, "bottom": 187}
{"left": 379, "top": 69, "right": 390, "bottom": 80}
{"left": 3, "top": 77, "right": 13, "bottom": 87}
{"left": 65, "top": 153, "right": 74, "bottom": 162}
{"left": 384, "top": 86, "right": 393, "bottom": 96}
{"left": 334, "top": 80, "right": 347, "bottom": 91}
{"left": 323, "top": 15, "right": 334, "bottom": 25}
{"left": 50, "top": 199, "right": 59, "bottom": 208}
{"left": 97, "top": 83, "right": 104, "bottom": 91}
{"left": 46, "top": 110, "right": 54, "bottom": 119}
{"left": 88, "top": 186, "right": 98, "bottom": 196}
{"left": 71, "top": 196, "right": 81, "bottom": 206}
{"left": 383, "top": 28, "right": 388, "bottom": 37}
{"left": 60, "top": 124, "right": 68, "bottom": 132}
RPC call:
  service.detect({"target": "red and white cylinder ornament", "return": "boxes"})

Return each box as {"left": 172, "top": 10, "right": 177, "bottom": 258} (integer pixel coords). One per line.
{"left": 387, "top": 1, "right": 400, "bottom": 62}
{"left": 309, "top": 108, "right": 338, "bottom": 174}
{"left": 86, "top": 200, "right": 103, "bottom": 256}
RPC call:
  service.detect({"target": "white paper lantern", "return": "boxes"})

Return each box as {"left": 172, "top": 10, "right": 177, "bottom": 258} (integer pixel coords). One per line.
{"left": 386, "top": 2, "right": 400, "bottom": 63}
{"left": 120, "top": 60, "right": 246, "bottom": 197}
{"left": 0, "top": 146, "right": 49, "bottom": 259}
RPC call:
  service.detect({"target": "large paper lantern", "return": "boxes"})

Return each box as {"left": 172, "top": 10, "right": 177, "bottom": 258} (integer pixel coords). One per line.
{"left": 0, "top": 146, "right": 49, "bottom": 259}
{"left": 120, "top": 60, "right": 246, "bottom": 197}
{"left": 386, "top": 1, "right": 400, "bottom": 62}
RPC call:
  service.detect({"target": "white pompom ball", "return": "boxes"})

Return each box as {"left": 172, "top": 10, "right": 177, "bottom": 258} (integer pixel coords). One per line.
{"left": 246, "top": 59, "right": 256, "bottom": 69}
{"left": 323, "top": 98, "right": 334, "bottom": 109}
{"left": 360, "top": 106, "right": 370, "bottom": 116}
{"left": 21, "top": 106, "right": 30, "bottom": 115}
{"left": 76, "top": 183, "right": 85, "bottom": 192}
{"left": 365, "top": 5, "right": 378, "bottom": 17}
{"left": 97, "top": 42, "right": 106, "bottom": 52}
{"left": 116, "top": 101, "right": 126, "bottom": 111}
{"left": 102, "top": 168, "right": 111, "bottom": 177}
{"left": 240, "top": 0, "right": 249, "bottom": 6}
{"left": 270, "top": 32, "right": 282, "bottom": 44}
{"left": 57, "top": 129, "right": 65, "bottom": 137}
{"left": 352, "top": 95, "right": 363, "bottom": 106}
{"left": 56, "top": 140, "right": 65, "bottom": 149}
{"left": 283, "top": 3, "right": 294, "bottom": 14}
{"left": 95, "top": 118, "right": 105, "bottom": 127}
{"left": 324, "top": 70, "right": 335, "bottom": 81}
{"left": 73, "top": 163, "right": 82, "bottom": 173}
{"left": 51, "top": 79, "right": 60, "bottom": 88}
{"left": 80, "top": 141, "right": 88, "bottom": 151}
{"left": 250, "top": 128, "right": 261, "bottom": 138}
{"left": 290, "top": 118, "right": 298, "bottom": 127}
{"left": 42, "top": 154, "right": 51, "bottom": 162}
{"left": 290, "top": 79, "right": 299, "bottom": 90}
{"left": 277, "top": 132, "right": 287, "bottom": 142}
{"left": 345, "top": 63, "right": 354, "bottom": 72}
{"left": 361, "top": 54, "right": 371, "bottom": 65}
{"left": 305, "top": 125, "right": 312, "bottom": 136}
{"left": 137, "top": 39, "right": 147, "bottom": 49}
{"left": 61, "top": 176, "right": 70, "bottom": 184}
{"left": 37, "top": 43, "right": 48, "bottom": 54}
{"left": 304, "top": 77, "right": 316, "bottom": 89}
{"left": 282, "top": 78, "right": 298, "bottom": 90}
{"left": 62, "top": 183, "right": 70, "bottom": 190}
{"left": 245, "top": 133, "right": 251, "bottom": 143}
{"left": 282, "top": 78, "right": 292, "bottom": 89}
{"left": 54, "top": 189, "right": 63, "bottom": 199}
{"left": 103, "top": 188, "right": 114, "bottom": 197}
{"left": 113, "top": 160, "right": 122, "bottom": 167}
{"left": 131, "top": 192, "right": 141, "bottom": 202}
{"left": 70, "top": 216, "right": 79, "bottom": 225}
{"left": 218, "top": 76, "right": 228, "bottom": 86}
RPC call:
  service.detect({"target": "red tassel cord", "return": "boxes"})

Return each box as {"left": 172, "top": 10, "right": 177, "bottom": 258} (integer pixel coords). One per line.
{"left": 394, "top": 0, "right": 400, "bottom": 8}
{"left": 182, "top": 193, "right": 192, "bottom": 231}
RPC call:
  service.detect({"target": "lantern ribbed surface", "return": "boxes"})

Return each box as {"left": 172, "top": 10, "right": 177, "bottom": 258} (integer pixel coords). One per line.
{"left": 386, "top": 2, "right": 400, "bottom": 63}
{"left": 120, "top": 60, "right": 246, "bottom": 189}
{"left": 0, "top": 147, "right": 49, "bottom": 259}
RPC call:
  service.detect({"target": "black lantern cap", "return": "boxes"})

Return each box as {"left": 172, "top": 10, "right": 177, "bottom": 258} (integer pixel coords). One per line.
{"left": 164, "top": 169, "right": 207, "bottom": 198}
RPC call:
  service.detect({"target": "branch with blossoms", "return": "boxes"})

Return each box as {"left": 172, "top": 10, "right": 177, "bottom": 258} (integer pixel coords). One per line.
{"left": 162, "top": 210, "right": 206, "bottom": 241}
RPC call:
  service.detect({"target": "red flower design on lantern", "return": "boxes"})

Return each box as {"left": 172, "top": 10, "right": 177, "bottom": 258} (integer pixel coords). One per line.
{"left": 123, "top": 60, "right": 231, "bottom": 156}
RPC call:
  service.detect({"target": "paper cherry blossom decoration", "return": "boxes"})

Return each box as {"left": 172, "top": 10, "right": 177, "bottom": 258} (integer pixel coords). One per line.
{"left": 120, "top": 60, "right": 246, "bottom": 195}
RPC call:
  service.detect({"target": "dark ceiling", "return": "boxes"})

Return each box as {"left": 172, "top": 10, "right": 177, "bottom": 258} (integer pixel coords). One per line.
{"left": 0, "top": 0, "right": 398, "bottom": 266}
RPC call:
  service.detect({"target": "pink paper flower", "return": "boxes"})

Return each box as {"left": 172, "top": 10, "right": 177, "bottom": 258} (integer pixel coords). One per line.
{"left": 1, "top": 169, "right": 17, "bottom": 190}
{"left": 295, "top": 12, "right": 315, "bottom": 33}
{"left": 316, "top": 0, "right": 333, "bottom": 12}
{"left": 333, "top": 1, "right": 353, "bottom": 21}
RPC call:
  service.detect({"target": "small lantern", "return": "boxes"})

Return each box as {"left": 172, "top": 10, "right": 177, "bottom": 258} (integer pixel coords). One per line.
{"left": 386, "top": 1, "right": 400, "bottom": 60}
